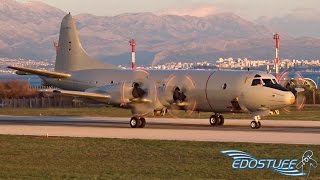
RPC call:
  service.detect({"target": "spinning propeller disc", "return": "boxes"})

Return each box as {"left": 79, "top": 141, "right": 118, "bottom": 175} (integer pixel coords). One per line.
{"left": 162, "top": 74, "right": 197, "bottom": 118}
{"left": 278, "top": 70, "right": 306, "bottom": 111}
{"left": 121, "top": 69, "right": 157, "bottom": 117}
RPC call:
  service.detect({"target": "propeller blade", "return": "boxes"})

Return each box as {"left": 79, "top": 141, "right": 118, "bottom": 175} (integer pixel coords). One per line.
{"left": 295, "top": 87, "right": 305, "bottom": 93}
{"left": 160, "top": 74, "right": 197, "bottom": 118}
{"left": 279, "top": 69, "right": 307, "bottom": 112}
{"left": 129, "top": 69, "right": 157, "bottom": 116}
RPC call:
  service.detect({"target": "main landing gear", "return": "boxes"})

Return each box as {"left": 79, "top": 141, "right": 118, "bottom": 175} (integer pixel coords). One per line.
{"left": 250, "top": 115, "right": 261, "bottom": 129}
{"left": 209, "top": 113, "right": 224, "bottom": 126}
{"left": 130, "top": 116, "right": 146, "bottom": 128}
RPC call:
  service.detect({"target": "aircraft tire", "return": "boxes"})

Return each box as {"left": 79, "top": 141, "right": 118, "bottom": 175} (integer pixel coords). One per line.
{"left": 209, "top": 115, "right": 219, "bottom": 126}
{"left": 250, "top": 121, "right": 258, "bottom": 129}
{"left": 257, "top": 121, "right": 261, "bottom": 129}
{"left": 218, "top": 115, "right": 224, "bottom": 126}
{"left": 130, "top": 116, "right": 141, "bottom": 128}
{"left": 139, "top": 117, "right": 146, "bottom": 128}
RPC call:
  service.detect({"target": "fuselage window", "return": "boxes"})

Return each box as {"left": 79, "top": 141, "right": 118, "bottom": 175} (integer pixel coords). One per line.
{"left": 251, "top": 79, "right": 262, "bottom": 86}
{"left": 222, "top": 83, "right": 227, "bottom": 90}
{"left": 111, "top": 81, "right": 114, "bottom": 84}
{"left": 69, "top": 41, "right": 71, "bottom": 51}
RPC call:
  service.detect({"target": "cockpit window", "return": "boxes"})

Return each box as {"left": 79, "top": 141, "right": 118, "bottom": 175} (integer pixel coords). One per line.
{"left": 251, "top": 79, "right": 262, "bottom": 86}
{"left": 262, "top": 79, "right": 273, "bottom": 85}
{"left": 254, "top": 74, "right": 261, "bottom": 78}
{"left": 272, "top": 79, "right": 278, "bottom": 84}
{"left": 251, "top": 78, "right": 289, "bottom": 91}
{"left": 263, "top": 78, "right": 290, "bottom": 91}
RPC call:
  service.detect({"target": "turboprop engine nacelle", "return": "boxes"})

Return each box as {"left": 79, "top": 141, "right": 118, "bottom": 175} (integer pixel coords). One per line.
{"left": 86, "top": 82, "right": 136, "bottom": 105}
{"left": 158, "top": 85, "right": 189, "bottom": 107}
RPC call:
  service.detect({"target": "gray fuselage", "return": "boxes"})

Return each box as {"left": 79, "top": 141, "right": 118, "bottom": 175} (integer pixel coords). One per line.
{"left": 42, "top": 69, "right": 294, "bottom": 114}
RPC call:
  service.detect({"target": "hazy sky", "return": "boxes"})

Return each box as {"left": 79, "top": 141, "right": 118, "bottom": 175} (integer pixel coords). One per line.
{"left": 22, "top": 0, "right": 320, "bottom": 19}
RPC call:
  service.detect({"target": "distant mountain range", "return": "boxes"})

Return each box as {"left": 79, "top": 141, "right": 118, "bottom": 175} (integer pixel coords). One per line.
{"left": 255, "top": 8, "right": 320, "bottom": 38}
{"left": 0, "top": 0, "right": 320, "bottom": 66}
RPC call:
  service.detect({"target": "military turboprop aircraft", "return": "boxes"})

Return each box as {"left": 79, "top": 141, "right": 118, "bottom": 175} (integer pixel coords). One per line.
{"left": 8, "top": 13, "right": 296, "bottom": 129}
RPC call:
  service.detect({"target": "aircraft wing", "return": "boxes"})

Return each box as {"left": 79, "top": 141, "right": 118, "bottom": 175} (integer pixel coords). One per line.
{"left": 130, "top": 98, "right": 153, "bottom": 104}
{"left": 53, "top": 90, "right": 111, "bottom": 99}
{"left": 7, "top": 66, "right": 71, "bottom": 78}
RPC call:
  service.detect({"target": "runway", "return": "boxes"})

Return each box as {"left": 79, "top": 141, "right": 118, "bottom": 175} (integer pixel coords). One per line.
{"left": 0, "top": 115, "right": 319, "bottom": 145}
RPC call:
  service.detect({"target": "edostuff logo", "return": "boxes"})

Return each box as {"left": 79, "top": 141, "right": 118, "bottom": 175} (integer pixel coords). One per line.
{"left": 221, "top": 150, "right": 318, "bottom": 179}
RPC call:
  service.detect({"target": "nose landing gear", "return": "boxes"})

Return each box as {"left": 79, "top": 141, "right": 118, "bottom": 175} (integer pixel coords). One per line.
{"left": 250, "top": 115, "right": 261, "bottom": 129}
{"left": 209, "top": 113, "right": 224, "bottom": 126}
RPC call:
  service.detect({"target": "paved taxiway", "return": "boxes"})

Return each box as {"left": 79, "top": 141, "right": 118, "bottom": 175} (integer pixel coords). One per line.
{"left": 0, "top": 115, "right": 319, "bottom": 145}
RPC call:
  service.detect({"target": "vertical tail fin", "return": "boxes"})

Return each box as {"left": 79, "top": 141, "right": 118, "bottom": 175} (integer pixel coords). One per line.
{"left": 55, "top": 13, "right": 116, "bottom": 72}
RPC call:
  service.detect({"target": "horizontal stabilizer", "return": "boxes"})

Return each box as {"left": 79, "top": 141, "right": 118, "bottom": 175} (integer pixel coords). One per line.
{"left": 7, "top": 66, "right": 71, "bottom": 78}
{"left": 53, "top": 90, "right": 111, "bottom": 99}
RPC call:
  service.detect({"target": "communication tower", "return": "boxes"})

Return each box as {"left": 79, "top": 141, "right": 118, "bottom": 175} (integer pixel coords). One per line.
{"left": 129, "top": 39, "right": 136, "bottom": 69}
{"left": 273, "top": 33, "right": 280, "bottom": 79}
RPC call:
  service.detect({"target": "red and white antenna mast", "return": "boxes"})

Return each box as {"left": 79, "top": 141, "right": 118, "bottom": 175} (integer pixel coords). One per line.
{"left": 53, "top": 41, "right": 59, "bottom": 56}
{"left": 273, "top": 33, "right": 280, "bottom": 79}
{"left": 129, "top": 39, "right": 136, "bottom": 69}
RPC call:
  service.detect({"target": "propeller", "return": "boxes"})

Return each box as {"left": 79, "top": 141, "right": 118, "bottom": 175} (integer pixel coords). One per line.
{"left": 158, "top": 74, "right": 197, "bottom": 118}
{"left": 132, "top": 82, "right": 147, "bottom": 99}
{"left": 173, "top": 87, "right": 187, "bottom": 102}
{"left": 278, "top": 70, "right": 306, "bottom": 111}
{"left": 124, "top": 69, "right": 157, "bottom": 116}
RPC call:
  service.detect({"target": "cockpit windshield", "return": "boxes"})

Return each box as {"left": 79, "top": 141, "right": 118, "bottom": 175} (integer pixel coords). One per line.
{"left": 251, "top": 78, "right": 289, "bottom": 91}
{"left": 251, "top": 79, "right": 262, "bottom": 86}
{"left": 272, "top": 79, "right": 278, "bottom": 84}
{"left": 262, "top": 79, "right": 273, "bottom": 86}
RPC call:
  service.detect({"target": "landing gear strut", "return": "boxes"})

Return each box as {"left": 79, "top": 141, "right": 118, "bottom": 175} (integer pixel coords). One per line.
{"left": 250, "top": 115, "right": 261, "bottom": 129}
{"left": 130, "top": 116, "right": 146, "bottom": 128}
{"left": 209, "top": 113, "right": 224, "bottom": 126}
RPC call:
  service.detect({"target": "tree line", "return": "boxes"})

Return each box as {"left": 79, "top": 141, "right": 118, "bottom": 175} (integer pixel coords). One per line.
{"left": 0, "top": 80, "right": 38, "bottom": 98}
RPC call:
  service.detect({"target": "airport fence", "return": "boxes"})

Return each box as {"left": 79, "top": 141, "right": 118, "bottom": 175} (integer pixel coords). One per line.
{"left": 0, "top": 96, "right": 89, "bottom": 108}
